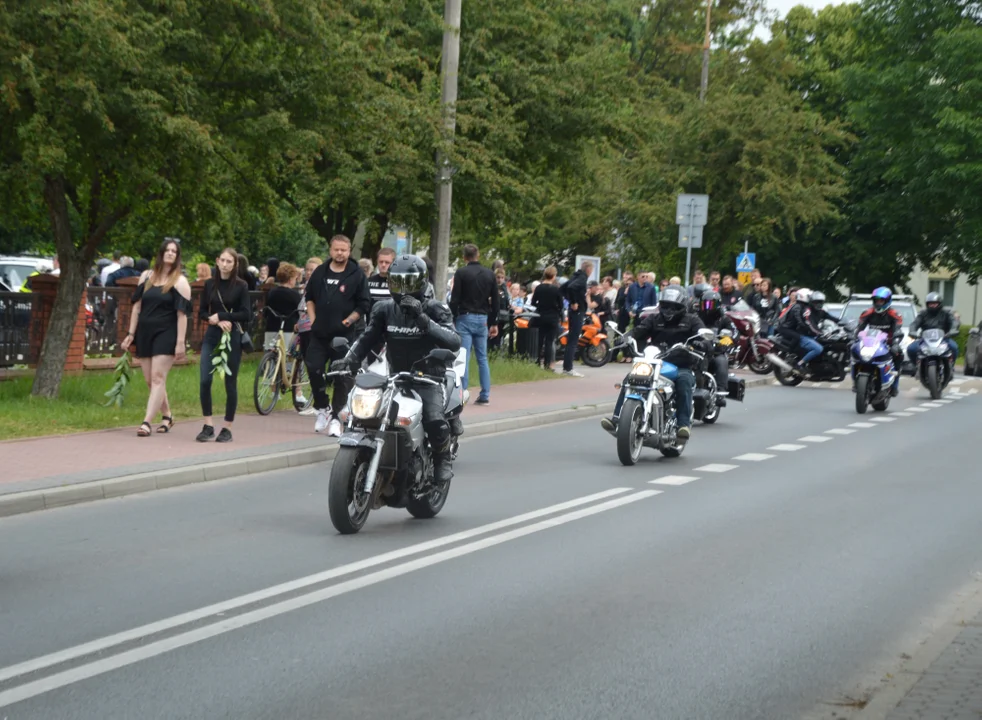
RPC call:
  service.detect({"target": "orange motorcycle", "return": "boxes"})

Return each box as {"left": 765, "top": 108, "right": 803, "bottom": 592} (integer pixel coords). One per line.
{"left": 557, "top": 312, "right": 610, "bottom": 367}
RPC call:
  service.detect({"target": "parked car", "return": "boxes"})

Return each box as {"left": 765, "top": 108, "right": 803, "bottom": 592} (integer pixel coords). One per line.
{"left": 965, "top": 323, "right": 982, "bottom": 376}
{"left": 825, "top": 302, "right": 845, "bottom": 320}
{"left": 0, "top": 256, "right": 55, "bottom": 292}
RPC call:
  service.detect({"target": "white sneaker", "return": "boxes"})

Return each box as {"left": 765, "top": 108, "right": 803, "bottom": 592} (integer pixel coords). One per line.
{"left": 327, "top": 418, "right": 342, "bottom": 437}
{"left": 314, "top": 410, "right": 330, "bottom": 433}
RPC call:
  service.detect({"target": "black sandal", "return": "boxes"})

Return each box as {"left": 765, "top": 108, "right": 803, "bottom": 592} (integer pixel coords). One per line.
{"left": 137, "top": 421, "right": 152, "bottom": 437}
{"left": 156, "top": 416, "right": 174, "bottom": 433}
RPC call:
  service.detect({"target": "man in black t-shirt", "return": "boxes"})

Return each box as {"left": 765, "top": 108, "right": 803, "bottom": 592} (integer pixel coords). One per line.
{"left": 367, "top": 247, "right": 395, "bottom": 308}
{"left": 304, "top": 235, "right": 371, "bottom": 436}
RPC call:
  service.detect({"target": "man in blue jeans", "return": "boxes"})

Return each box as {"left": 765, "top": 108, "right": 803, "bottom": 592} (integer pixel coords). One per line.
{"left": 449, "top": 244, "right": 500, "bottom": 405}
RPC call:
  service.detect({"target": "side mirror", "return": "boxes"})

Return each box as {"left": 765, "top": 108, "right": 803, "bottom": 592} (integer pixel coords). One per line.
{"left": 970, "top": 327, "right": 980, "bottom": 336}
{"left": 331, "top": 337, "right": 350, "bottom": 352}
{"left": 427, "top": 348, "right": 457, "bottom": 365}
{"left": 697, "top": 328, "right": 715, "bottom": 339}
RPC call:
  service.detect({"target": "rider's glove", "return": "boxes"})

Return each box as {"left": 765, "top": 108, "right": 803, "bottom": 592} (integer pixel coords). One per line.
{"left": 330, "top": 358, "right": 354, "bottom": 375}
{"left": 400, "top": 295, "right": 422, "bottom": 318}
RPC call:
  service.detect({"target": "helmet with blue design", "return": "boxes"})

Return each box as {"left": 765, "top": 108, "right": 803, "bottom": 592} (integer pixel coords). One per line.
{"left": 872, "top": 287, "right": 892, "bottom": 314}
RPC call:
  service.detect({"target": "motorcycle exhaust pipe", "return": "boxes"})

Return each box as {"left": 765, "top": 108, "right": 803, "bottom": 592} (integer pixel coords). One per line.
{"left": 766, "top": 353, "right": 793, "bottom": 372}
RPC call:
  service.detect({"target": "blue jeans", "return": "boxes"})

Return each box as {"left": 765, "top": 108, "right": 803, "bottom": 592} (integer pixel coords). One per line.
{"left": 907, "top": 338, "right": 958, "bottom": 362}
{"left": 613, "top": 368, "right": 696, "bottom": 429}
{"left": 456, "top": 314, "right": 491, "bottom": 400}
{"left": 798, "top": 336, "right": 823, "bottom": 365}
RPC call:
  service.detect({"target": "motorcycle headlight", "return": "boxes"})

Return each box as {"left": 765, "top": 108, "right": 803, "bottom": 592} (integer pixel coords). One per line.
{"left": 350, "top": 387, "right": 383, "bottom": 419}
{"left": 630, "top": 362, "right": 653, "bottom": 376}
{"left": 860, "top": 346, "right": 876, "bottom": 361}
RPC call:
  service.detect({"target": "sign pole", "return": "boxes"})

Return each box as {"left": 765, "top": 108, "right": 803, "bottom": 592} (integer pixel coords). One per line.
{"left": 684, "top": 199, "right": 695, "bottom": 286}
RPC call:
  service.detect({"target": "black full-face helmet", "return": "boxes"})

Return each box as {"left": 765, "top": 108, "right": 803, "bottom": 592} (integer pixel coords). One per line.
{"left": 659, "top": 285, "right": 688, "bottom": 324}
{"left": 387, "top": 255, "right": 428, "bottom": 302}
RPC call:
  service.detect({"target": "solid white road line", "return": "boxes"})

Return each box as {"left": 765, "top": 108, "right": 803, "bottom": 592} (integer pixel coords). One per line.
{"left": 798, "top": 436, "right": 832, "bottom": 443}
{"left": 733, "top": 453, "right": 776, "bottom": 462}
{"left": 0, "top": 487, "right": 633, "bottom": 687}
{"left": 693, "top": 464, "right": 739, "bottom": 473}
{"left": 849, "top": 422, "right": 876, "bottom": 428}
{"left": 825, "top": 429, "right": 856, "bottom": 435}
{"left": 0, "top": 489, "right": 659, "bottom": 709}
{"left": 649, "top": 475, "right": 700, "bottom": 485}
{"left": 769, "top": 444, "right": 806, "bottom": 452}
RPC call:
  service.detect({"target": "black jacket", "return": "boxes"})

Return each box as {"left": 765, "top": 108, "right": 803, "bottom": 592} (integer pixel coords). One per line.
{"left": 304, "top": 259, "right": 371, "bottom": 339}
{"left": 910, "top": 308, "right": 958, "bottom": 336}
{"left": 199, "top": 276, "right": 251, "bottom": 326}
{"left": 530, "top": 282, "right": 564, "bottom": 321}
{"left": 450, "top": 261, "right": 499, "bottom": 319}
{"left": 564, "top": 270, "right": 589, "bottom": 313}
{"left": 631, "top": 312, "right": 709, "bottom": 368}
{"left": 347, "top": 298, "right": 461, "bottom": 374}
{"left": 367, "top": 272, "right": 391, "bottom": 307}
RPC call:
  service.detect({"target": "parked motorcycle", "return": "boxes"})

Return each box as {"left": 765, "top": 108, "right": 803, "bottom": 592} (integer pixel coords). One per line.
{"left": 850, "top": 328, "right": 898, "bottom": 414}
{"left": 326, "top": 338, "right": 468, "bottom": 535}
{"left": 910, "top": 328, "right": 954, "bottom": 400}
{"left": 604, "top": 331, "right": 714, "bottom": 465}
{"left": 768, "top": 320, "right": 854, "bottom": 386}
{"left": 558, "top": 312, "right": 610, "bottom": 367}
{"left": 725, "top": 302, "right": 774, "bottom": 375}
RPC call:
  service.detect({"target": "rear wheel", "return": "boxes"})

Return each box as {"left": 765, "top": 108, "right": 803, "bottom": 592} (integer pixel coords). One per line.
{"left": 328, "top": 447, "right": 373, "bottom": 534}
{"left": 872, "top": 397, "right": 890, "bottom": 412}
{"left": 582, "top": 340, "right": 610, "bottom": 367}
{"left": 775, "top": 359, "right": 804, "bottom": 387}
{"left": 407, "top": 480, "right": 450, "bottom": 519}
{"left": 253, "top": 351, "right": 281, "bottom": 415}
{"left": 616, "top": 399, "right": 645, "bottom": 466}
{"left": 855, "top": 374, "right": 869, "bottom": 414}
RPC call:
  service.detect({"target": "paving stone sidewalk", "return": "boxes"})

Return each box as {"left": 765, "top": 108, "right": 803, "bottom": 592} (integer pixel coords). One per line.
{"left": 886, "top": 607, "right": 982, "bottom": 720}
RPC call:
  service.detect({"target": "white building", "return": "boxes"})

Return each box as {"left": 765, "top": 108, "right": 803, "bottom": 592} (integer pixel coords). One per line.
{"left": 904, "top": 265, "right": 982, "bottom": 326}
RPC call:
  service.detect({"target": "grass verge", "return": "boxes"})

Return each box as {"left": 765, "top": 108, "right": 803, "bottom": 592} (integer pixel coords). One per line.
{"left": 0, "top": 353, "right": 557, "bottom": 440}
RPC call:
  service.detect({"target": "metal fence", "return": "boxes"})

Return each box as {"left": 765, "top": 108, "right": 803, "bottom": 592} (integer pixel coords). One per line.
{"left": 0, "top": 292, "right": 37, "bottom": 368}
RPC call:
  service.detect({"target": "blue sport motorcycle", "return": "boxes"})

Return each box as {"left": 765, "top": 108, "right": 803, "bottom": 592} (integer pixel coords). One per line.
{"left": 850, "top": 328, "right": 898, "bottom": 414}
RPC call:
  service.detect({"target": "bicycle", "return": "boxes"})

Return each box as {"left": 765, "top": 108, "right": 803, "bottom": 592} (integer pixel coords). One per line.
{"left": 253, "top": 328, "right": 313, "bottom": 415}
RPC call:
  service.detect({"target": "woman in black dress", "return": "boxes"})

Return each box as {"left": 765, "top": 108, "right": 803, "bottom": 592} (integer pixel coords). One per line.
{"left": 196, "top": 248, "right": 250, "bottom": 443}
{"left": 530, "top": 266, "right": 565, "bottom": 371}
{"left": 121, "top": 238, "right": 192, "bottom": 437}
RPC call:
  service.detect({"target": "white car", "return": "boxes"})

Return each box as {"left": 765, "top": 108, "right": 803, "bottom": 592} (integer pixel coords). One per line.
{"left": 0, "top": 256, "right": 55, "bottom": 292}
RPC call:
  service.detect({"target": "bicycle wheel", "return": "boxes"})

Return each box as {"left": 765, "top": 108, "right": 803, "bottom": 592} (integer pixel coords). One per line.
{"left": 254, "top": 351, "right": 281, "bottom": 415}
{"left": 290, "top": 359, "right": 313, "bottom": 412}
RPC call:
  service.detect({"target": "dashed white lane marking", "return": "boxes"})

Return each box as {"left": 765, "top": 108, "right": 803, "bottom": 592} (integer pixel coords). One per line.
{"left": 769, "top": 443, "right": 807, "bottom": 452}
{"left": 920, "top": 402, "right": 943, "bottom": 408}
{"left": 849, "top": 422, "right": 877, "bottom": 428}
{"left": 694, "top": 464, "right": 739, "bottom": 473}
{"left": 907, "top": 407, "right": 930, "bottom": 412}
{"left": 733, "top": 453, "right": 776, "bottom": 462}
{"left": 890, "top": 412, "right": 914, "bottom": 417}
{"left": 935, "top": 399, "right": 954, "bottom": 404}
{"left": 799, "top": 435, "right": 832, "bottom": 443}
{"left": 649, "top": 475, "right": 699, "bottom": 486}
{"left": 869, "top": 417, "right": 897, "bottom": 423}
{"left": 967, "top": 388, "right": 979, "bottom": 395}
{"left": 826, "top": 429, "right": 856, "bottom": 435}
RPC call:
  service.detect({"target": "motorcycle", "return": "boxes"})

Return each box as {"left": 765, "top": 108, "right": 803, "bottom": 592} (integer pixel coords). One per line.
{"left": 725, "top": 302, "right": 774, "bottom": 375}
{"left": 557, "top": 311, "right": 610, "bottom": 367}
{"left": 768, "top": 319, "right": 854, "bottom": 386}
{"left": 911, "top": 328, "right": 954, "bottom": 400}
{"left": 326, "top": 338, "right": 469, "bottom": 535}
{"left": 850, "top": 328, "right": 898, "bottom": 414}
{"left": 604, "top": 330, "right": 714, "bottom": 465}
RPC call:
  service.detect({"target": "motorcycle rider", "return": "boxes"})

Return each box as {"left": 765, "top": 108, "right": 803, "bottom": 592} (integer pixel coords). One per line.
{"left": 907, "top": 291, "right": 959, "bottom": 364}
{"left": 688, "top": 282, "right": 712, "bottom": 313}
{"left": 600, "top": 285, "right": 709, "bottom": 441}
{"left": 330, "top": 255, "right": 462, "bottom": 486}
{"left": 696, "top": 290, "right": 733, "bottom": 404}
{"left": 779, "top": 289, "right": 840, "bottom": 373}
{"left": 856, "top": 287, "right": 903, "bottom": 396}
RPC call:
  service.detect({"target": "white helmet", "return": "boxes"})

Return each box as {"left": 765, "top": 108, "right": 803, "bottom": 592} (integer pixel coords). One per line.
{"left": 796, "top": 288, "right": 812, "bottom": 303}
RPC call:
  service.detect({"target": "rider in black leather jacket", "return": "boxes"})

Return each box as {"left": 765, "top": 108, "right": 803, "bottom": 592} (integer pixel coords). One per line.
{"left": 696, "top": 290, "right": 734, "bottom": 394}
{"left": 332, "top": 255, "right": 461, "bottom": 485}
{"left": 907, "top": 291, "right": 960, "bottom": 362}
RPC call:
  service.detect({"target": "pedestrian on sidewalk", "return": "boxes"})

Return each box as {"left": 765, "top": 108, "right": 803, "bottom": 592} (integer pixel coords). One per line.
{"left": 262, "top": 263, "right": 302, "bottom": 350}
{"left": 562, "top": 259, "right": 593, "bottom": 377}
{"left": 196, "top": 248, "right": 251, "bottom": 443}
{"left": 121, "top": 238, "right": 192, "bottom": 437}
{"left": 449, "top": 243, "right": 499, "bottom": 404}
{"left": 304, "top": 235, "right": 371, "bottom": 436}
{"left": 530, "top": 266, "right": 564, "bottom": 371}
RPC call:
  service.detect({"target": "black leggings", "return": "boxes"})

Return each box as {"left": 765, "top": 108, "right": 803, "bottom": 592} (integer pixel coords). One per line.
{"left": 537, "top": 318, "right": 561, "bottom": 367}
{"left": 200, "top": 327, "right": 242, "bottom": 423}
{"left": 305, "top": 334, "right": 352, "bottom": 416}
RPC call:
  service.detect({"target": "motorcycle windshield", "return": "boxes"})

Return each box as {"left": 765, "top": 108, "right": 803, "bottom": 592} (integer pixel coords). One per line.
{"left": 858, "top": 329, "right": 887, "bottom": 348}
{"left": 923, "top": 328, "right": 944, "bottom": 342}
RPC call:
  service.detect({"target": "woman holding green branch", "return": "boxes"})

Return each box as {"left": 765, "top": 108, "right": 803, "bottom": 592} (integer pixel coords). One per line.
{"left": 196, "top": 248, "right": 250, "bottom": 443}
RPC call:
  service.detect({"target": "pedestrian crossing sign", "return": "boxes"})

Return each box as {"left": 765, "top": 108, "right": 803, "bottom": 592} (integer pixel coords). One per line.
{"left": 736, "top": 252, "right": 755, "bottom": 272}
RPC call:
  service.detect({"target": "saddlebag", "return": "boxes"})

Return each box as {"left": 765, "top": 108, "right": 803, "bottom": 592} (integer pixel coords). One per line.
{"left": 727, "top": 375, "right": 746, "bottom": 402}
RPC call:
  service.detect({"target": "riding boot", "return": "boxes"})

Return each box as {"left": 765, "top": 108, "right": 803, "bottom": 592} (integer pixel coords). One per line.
{"left": 433, "top": 453, "right": 454, "bottom": 486}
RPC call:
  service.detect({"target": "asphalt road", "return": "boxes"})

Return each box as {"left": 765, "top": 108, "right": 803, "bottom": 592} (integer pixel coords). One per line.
{"left": 1, "top": 378, "right": 981, "bottom": 719}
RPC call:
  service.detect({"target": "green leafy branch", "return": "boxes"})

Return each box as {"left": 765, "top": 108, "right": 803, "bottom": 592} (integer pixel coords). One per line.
{"left": 211, "top": 331, "right": 232, "bottom": 376}
{"left": 102, "top": 351, "right": 132, "bottom": 408}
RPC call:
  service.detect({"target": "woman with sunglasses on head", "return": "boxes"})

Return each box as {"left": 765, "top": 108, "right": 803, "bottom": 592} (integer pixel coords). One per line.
{"left": 196, "top": 248, "right": 250, "bottom": 443}
{"left": 121, "top": 238, "right": 192, "bottom": 437}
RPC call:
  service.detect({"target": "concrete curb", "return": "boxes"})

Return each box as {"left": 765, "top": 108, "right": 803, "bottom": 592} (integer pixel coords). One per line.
{"left": 0, "top": 376, "right": 771, "bottom": 519}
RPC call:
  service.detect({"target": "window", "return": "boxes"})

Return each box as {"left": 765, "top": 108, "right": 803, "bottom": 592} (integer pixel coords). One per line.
{"left": 928, "top": 279, "right": 955, "bottom": 307}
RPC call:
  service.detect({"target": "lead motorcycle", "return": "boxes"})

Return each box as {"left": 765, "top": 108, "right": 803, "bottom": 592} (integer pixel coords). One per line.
{"left": 768, "top": 319, "right": 854, "bottom": 386}
{"left": 910, "top": 328, "right": 954, "bottom": 399}
{"left": 326, "top": 338, "right": 469, "bottom": 535}
{"left": 604, "top": 330, "right": 716, "bottom": 466}
{"left": 851, "top": 328, "right": 898, "bottom": 414}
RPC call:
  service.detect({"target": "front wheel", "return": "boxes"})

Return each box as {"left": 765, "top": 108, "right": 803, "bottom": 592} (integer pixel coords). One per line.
{"left": 926, "top": 362, "right": 941, "bottom": 399}
{"left": 253, "top": 351, "right": 281, "bottom": 415}
{"left": 328, "top": 447, "right": 374, "bottom": 534}
{"left": 748, "top": 354, "right": 772, "bottom": 375}
{"left": 616, "top": 398, "right": 645, "bottom": 466}
{"left": 855, "top": 374, "right": 869, "bottom": 414}
{"left": 581, "top": 340, "right": 610, "bottom": 367}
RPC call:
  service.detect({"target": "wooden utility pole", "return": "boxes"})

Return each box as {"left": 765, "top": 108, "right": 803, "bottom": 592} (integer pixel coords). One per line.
{"left": 699, "top": 0, "right": 711, "bottom": 102}
{"left": 432, "top": 0, "right": 462, "bottom": 301}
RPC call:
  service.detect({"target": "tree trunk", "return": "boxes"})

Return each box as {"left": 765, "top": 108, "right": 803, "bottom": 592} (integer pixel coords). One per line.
{"left": 32, "top": 176, "right": 86, "bottom": 398}
{"left": 361, "top": 213, "right": 390, "bottom": 261}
